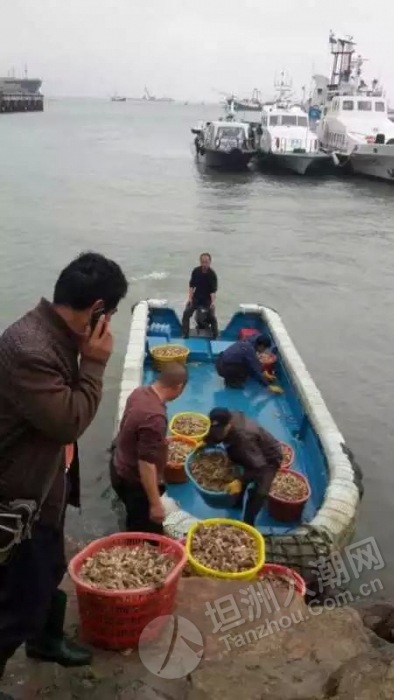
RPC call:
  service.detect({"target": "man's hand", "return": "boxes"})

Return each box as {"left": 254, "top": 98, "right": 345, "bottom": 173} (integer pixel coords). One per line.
{"left": 150, "top": 500, "right": 165, "bottom": 524}
{"left": 81, "top": 316, "right": 113, "bottom": 364}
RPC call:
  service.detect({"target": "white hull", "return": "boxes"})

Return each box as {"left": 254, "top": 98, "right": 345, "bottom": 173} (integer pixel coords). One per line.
{"left": 349, "top": 148, "right": 394, "bottom": 182}
{"left": 259, "top": 151, "right": 332, "bottom": 175}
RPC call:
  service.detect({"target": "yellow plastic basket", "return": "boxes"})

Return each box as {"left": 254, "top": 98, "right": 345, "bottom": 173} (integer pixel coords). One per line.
{"left": 150, "top": 344, "right": 190, "bottom": 370}
{"left": 185, "top": 518, "right": 265, "bottom": 581}
{"left": 169, "top": 412, "right": 210, "bottom": 441}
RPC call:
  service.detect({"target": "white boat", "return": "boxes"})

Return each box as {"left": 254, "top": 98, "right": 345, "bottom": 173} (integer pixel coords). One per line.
{"left": 258, "top": 75, "right": 332, "bottom": 175}
{"left": 191, "top": 114, "right": 257, "bottom": 170}
{"left": 316, "top": 33, "right": 394, "bottom": 182}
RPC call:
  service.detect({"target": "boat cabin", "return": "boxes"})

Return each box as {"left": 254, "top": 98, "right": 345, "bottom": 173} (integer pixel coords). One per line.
{"left": 260, "top": 105, "right": 318, "bottom": 154}
{"left": 203, "top": 119, "right": 252, "bottom": 152}
{"left": 323, "top": 95, "right": 388, "bottom": 119}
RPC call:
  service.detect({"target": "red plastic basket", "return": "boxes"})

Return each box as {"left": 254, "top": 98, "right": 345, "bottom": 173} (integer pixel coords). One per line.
{"left": 260, "top": 351, "right": 277, "bottom": 372}
{"left": 68, "top": 532, "right": 187, "bottom": 650}
{"left": 239, "top": 328, "right": 259, "bottom": 340}
{"left": 268, "top": 468, "right": 311, "bottom": 523}
{"left": 164, "top": 435, "right": 197, "bottom": 484}
{"left": 258, "top": 563, "right": 306, "bottom": 598}
{"left": 280, "top": 442, "right": 295, "bottom": 469}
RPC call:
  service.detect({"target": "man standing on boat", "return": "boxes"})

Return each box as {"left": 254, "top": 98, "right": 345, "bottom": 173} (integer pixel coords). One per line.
{"left": 110, "top": 363, "right": 188, "bottom": 534}
{"left": 181, "top": 253, "right": 218, "bottom": 339}
{"left": 0, "top": 252, "right": 128, "bottom": 694}
{"left": 203, "top": 408, "right": 282, "bottom": 526}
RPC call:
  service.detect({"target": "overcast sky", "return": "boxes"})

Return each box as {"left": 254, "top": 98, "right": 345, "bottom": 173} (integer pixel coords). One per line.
{"left": 1, "top": 0, "right": 393, "bottom": 101}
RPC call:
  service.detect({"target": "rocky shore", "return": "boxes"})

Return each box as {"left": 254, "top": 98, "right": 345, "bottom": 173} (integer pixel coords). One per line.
{"left": 2, "top": 538, "right": 394, "bottom": 700}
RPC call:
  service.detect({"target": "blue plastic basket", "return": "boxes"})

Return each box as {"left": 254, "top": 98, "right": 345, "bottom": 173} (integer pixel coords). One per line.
{"left": 185, "top": 447, "right": 241, "bottom": 509}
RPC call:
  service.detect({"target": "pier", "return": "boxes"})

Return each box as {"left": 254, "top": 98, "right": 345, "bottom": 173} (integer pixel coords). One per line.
{"left": 0, "top": 92, "right": 44, "bottom": 113}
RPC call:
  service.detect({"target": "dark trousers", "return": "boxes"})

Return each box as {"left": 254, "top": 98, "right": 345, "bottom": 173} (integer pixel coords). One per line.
{"left": 0, "top": 522, "right": 66, "bottom": 670}
{"left": 110, "top": 461, "right": 165, "bottom": 534}
{"left": 216, "top": 353, "right": 248, "bottom": 388}
{"left": 181, "top": 302, "right": 218, "bottom": 338}
{"left": 238, "top": 468, "right": 278, "bottom": 526}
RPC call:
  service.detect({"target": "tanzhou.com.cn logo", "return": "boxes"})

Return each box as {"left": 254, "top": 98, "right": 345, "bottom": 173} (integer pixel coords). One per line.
{"left": 139, "top": 615, "right": 204, "bottom": 679}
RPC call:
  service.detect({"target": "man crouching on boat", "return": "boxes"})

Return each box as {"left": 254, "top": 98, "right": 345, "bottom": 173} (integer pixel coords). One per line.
{"left": 110, "top": 363, "right": 188, "bottom": 534}
{"left": 216, "top": 333, "right": 274, "bottom": 389}
{"left": 204, "top": 408, "right": 282, "bottom": 526}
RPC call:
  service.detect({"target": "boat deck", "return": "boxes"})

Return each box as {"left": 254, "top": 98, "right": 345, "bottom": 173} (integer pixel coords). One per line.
{"left": 144, "top": 327, "right": 328, "bottom": 535}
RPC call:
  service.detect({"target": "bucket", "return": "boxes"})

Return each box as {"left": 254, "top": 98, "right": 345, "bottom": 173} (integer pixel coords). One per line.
{"left": 164, "top": 435, "right": 197, "bottom": 484}
{"left": 258, "top": 563, "right": 306, "bottom": 598}
{"left": 68, "top": 533, "right": 186, "bottom": 650}
{"left": 260, "top": 351, "right": 277, "bottom": 372}
{"left": 268, "top": 468, "right": 311, "bottom": 523}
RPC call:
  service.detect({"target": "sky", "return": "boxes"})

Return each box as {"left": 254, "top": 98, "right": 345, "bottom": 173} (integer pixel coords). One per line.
{"left": 1, "top": 0, "right": 394, "bottom": 102}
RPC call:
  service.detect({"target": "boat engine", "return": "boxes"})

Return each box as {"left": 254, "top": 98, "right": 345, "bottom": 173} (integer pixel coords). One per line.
{"left": 195, "top": 307, "right": 212, "bottom": 335}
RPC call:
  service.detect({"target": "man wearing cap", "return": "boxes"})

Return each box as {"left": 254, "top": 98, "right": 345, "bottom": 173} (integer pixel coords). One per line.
{"left": 204, "top": 408, "right": 282, "bottom": 526}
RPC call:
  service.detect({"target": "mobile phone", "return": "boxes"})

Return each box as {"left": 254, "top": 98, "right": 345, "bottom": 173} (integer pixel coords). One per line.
{"left": 90, "top": 307, "right": 105, "bottom": 333}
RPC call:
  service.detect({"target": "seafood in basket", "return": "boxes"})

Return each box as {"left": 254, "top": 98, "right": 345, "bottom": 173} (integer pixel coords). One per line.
{"left": 270, "top": 470, "right": 309, "bottom": 502}
{"left": 280, "top": 442, "right": 294, "bottom": 468}
{"left": 189, "top": 451, "right": 238, "bottom": 491}
{"left": 79, "top": 543, "right": 175, "bottom": 590}
{"left": 189, "top": 523, "right": 259, "bottom": 574}
{"left": 167, "top": 439, "right": 196, "bottom": 465}
{"left": 170, "top": 412, "right": 210, "bottom": 439}
{"left": 152, "top": 345, "right": 188, "bottom": 359}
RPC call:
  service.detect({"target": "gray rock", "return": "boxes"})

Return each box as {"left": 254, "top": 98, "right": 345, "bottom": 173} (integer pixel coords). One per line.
{"left": 186, "top": 607, "right": 373, "bottom": 700}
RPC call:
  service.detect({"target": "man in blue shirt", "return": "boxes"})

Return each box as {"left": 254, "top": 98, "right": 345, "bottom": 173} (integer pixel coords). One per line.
{"left": 216, "top": 334, "right": 271, "bottom": 388}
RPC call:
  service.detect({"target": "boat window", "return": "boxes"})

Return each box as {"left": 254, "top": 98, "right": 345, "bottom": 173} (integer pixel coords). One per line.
{"left": 343, "top": 100, "right": 354, "bottom": 111}
{"left": 281, "top": 115, "right": 297, "bottom": 126}
{"left": 297, "top": 116, "right": 308, "bottom": 127}
{"left": 375, "top": 101, "right": 385, "bottom": 112}
{"left": 217, "top": 127, "right": 243, "bottom": 139}
{"left": 357, "top": 101, "right": 372, "bottom": 111}
{"left": 269, "top": 115, "right": 279, "bottom": 126}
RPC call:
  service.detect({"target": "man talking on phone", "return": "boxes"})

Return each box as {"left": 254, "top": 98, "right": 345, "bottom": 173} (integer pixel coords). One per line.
{"left": 0, "top": 251, "right": 128, "bottom": 696}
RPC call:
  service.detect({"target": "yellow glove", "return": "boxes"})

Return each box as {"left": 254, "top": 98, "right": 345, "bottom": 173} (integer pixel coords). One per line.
{"left": 268, "top": 384, "right": 284, "bottom": 394}
{"left": 226, "top": 479, "right": 243, "bottom": 495}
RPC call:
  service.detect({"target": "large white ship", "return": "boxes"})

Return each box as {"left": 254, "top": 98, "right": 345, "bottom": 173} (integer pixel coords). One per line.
{"left": 316, "top": 33, "right": 394, "bottom": 182}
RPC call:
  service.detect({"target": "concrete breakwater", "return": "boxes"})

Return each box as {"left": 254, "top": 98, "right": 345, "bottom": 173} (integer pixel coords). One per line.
{"left": 0, "top": 92, "right": 44, "bottom": 113}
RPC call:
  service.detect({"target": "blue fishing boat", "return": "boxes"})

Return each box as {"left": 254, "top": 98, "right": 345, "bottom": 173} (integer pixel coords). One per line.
{"left": 115, "top": 300, "right": 362, "bottom": 579}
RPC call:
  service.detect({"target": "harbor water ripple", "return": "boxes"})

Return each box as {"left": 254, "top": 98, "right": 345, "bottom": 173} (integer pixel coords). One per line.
{"left": 1, "top": 99, "right": 394, "bottom": 585}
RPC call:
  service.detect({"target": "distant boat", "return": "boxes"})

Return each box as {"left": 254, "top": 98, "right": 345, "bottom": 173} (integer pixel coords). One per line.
{"left": 111, "top": 95, "right": 126, "bottom": 102}
{"left": 224, "top": 88, "right": 263, "bottom": 112}
{"left": 142, "top": 86, "right": 174, "bottom": 103}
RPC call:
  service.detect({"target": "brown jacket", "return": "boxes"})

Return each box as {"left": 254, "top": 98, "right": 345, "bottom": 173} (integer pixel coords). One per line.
{"left": 114, "top": 386, "right": 168, "bottom": 485}
{"left": 0, "top": 299, "right": 106, "bottom": 527}
{"left": 224, "top": 412, "right": 282, "bottom": 486}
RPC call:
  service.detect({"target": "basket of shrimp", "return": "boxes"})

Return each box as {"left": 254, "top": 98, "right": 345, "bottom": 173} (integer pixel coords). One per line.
{"left": 68, "top": 532, "right": 187, "bottom": 650}
{"left": 186, "top": 518, "right": 265, "bottom": 581}
{"left": 169, "top": 411, "right": 210, "bottom": 441}
{"left": 258, "top": 350, "right": 277, "bottom": 372}
{"left": 164, "top": 435, "right": 198, "bottom": 484}
{"left": 268, "top": 468, "right": 311, "bottom": 522}
{"left": 150, "top": 343, "right": 190, "bottom": 370}
{"left": 185, "top": 446, "right": 242, "bottom": 508}
{"left": 280, "top": 442, "right": 295, "bottom": 469}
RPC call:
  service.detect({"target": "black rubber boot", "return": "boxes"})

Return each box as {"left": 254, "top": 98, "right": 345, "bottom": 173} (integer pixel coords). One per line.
{"left": 25, "top": 589, "right": 92, "bottom": 667}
